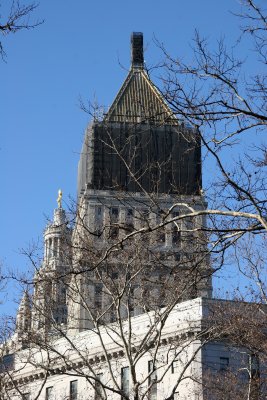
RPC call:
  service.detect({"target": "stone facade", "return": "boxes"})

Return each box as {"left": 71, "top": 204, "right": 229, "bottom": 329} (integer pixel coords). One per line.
{"left": 5, "top": 299, "right": 263, "bottom": 400}
{"left": 3, "top": 33, "right": 246, "bottom": 400}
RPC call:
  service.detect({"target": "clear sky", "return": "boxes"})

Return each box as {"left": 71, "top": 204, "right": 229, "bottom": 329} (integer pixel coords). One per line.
{"left": 1, "top": 0, "right": 246, "bottom": 314}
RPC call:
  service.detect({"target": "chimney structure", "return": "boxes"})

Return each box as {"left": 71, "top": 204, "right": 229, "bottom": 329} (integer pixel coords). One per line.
{"left": 131, "top": 32, "right": 144, "bottom": 68}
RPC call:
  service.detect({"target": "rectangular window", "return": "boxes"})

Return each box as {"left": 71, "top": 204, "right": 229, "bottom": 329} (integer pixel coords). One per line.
{"left": 110, "top": 305, "right": 116, "bottom": 322}
{"left": 172, "top": 231, "right": 180, "bottom": 245}
{"left": 94, "top": 284, "right": 102, "bottom": 310}
{"left": 128, "top": 286, "right": 136, "bottom": 316}
{"left": 155, "top": 213, "right": 165, "bottom": 245}
{"left": 125, "top": 222, "right": 134, "bottom": 233}
{"left": 140, "top": 209, "right": 149, "bottom": 228}
{"left": 184, "top": 216, "right": 194, "bottom": 241}
{"left": 125, "top": 209, "right": 134, "bottom": 233}
{"left": 112, "top": 272, "right": 119, "bottom": 280}
{"left": 121, "top": 366, "right": 129, "bottom": 397}
{"left": 249, "top": 354, "right": 260, "bottom": 399}
{"left": 70, "top": 380, "right": 78, "bottom": 400}
{"left": 171, "top": 360, "right": 179, "bottom": 374}
{"left": 110, "top": 208, "right": 119, "bottom": 239}
{"left": 248, "top": 353, "right": 260, "bottom": 379}
{"left": 158, "top": 227, "right": 165, "bottom": 244}
{"left": 110, "top": 226, "right": 119, "bottom": 239}
{"left": 174, "top": 253, "right": 181, "bottom": 262}
{"left": 172, "top": 212, "right": 180, "bottom": 245}
{"left": 219, "top": 357, "right": 229, "bottom": 371}
{"left": 148, "top": 361, "right": 157, "bottom": 400}
{"left": 136, "top": 209, "right": 149, "bottom": 242}
{"left": 95, "top": 373, "right": 104, "bottom": 400}
{"left": 111, "top": 207, "right": 119, "bottom": 217}
{"left": 110, "top": 208, "right": 119, "bottom": 225}
{"left": 45, "top": 387, "right": 53, "bottom": 400}
{"left": 2, "top": 353, "right": 14, "bottom": 371}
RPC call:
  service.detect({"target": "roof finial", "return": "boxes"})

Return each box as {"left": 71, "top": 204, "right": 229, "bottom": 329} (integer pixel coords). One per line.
{"left": 131, "top": 32, "right": 144, "bottom": 68}
{"left": 57, "top": 189, "right": 63, "bottom": 209}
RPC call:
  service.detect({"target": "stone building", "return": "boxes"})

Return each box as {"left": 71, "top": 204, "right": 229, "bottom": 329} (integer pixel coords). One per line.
{"left": 68, "top": 32, "right": 212, "bottom": 332}
{"left": 16, "top": 31, "right": 212, "bottom": 336}
{"left": 2, "top": 33, "right": 262, "bottom": 400}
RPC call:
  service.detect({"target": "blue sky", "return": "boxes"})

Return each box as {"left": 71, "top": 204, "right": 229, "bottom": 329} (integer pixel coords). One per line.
{"left": 1, "top": 0, "right": 247, "bottom": 313}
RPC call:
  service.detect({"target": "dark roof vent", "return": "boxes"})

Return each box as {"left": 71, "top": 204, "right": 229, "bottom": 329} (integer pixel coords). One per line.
{"left": 131, "top": 32, "right": 144, "bottom": 68}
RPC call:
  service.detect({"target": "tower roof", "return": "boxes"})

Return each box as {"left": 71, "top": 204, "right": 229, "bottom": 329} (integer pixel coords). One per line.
{"left": 104, "top": 33, "right": 176, "bottom": 124}
{"left": 77, "top": 33, "right": 202, "bottom": 196}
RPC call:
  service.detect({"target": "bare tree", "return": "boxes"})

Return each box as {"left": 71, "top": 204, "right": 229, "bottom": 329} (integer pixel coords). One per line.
{"left": 153, "top": 0, "right": 267, "bottom": 298}
{"left": 0, "top": 1, "right": 43, "bottom": 59}
{"left": 3, "top": 135, "right": 266, "bottom": 400}
{"left": 2, "top": 2, "right": 267, "bottom": 399}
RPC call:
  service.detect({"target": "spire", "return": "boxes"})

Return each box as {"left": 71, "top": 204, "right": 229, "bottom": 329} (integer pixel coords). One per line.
{"left": 131, "top": 32, "right": 144, "bottom": 68}
{"left": 104, "top": 32, "right": 176, "bottom": 124}
{"left": 16, "top": 291, "right": 31, "bottom": 334}
{"left": 31, "top": 193, "right": 71, "bottom": 333}
{"left": 44, "top": 191, "right": 69, "bottom": 261}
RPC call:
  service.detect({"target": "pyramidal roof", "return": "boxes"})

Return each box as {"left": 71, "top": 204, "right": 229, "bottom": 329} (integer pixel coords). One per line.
{"left": 104, "top": 33, "right": 176, "bottom": 124}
